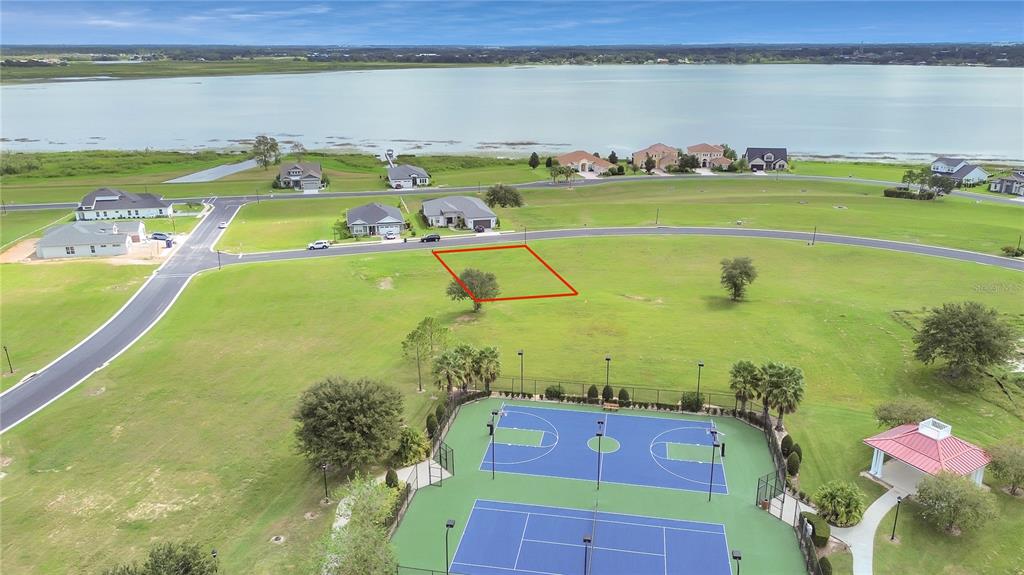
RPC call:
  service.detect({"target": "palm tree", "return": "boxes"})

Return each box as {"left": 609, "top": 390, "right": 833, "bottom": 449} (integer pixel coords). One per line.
{"left": 473, "top": 347, "right": 501, "bottom": 392}
{"left": 432, "top": 350, "right": 463, "bottom": 393}
{"left": 452, "top": 344, "right": 477, "bottom": 392}
{"left": 729, "top": 360, "right": 760, "bottom": 413}
{"left": 761, "top": 362, "right": 805, "bottom": 431}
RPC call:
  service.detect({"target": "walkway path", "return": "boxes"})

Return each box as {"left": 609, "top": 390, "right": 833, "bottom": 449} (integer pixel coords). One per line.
{"left": 832, "top": 489, "right": 904, "bottom": 575}
{"left": 163, "top": 158, "right": 257, "bottom": 183}
{"left": 332, "top": 458, "right": 450, "bottom": 531}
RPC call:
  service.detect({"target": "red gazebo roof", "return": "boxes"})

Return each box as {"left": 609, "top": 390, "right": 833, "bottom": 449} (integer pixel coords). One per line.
{"left": 863, "top": 419, "right": 990, "bottom": 476}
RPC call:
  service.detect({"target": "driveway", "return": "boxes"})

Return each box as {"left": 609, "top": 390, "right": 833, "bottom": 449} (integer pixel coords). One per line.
{"left": 163, "top": 159, "right": 258, "bottom": 183}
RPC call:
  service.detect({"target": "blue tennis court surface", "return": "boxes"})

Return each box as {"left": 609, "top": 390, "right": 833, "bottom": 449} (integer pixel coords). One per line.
{"left": 478, "top": 404, "right": 727, "bottom": 494}
{"left": 451, "top": 500, "right": 732, "bottom": 575}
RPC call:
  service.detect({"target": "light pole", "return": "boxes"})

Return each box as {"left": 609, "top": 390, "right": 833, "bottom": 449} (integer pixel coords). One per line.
{"left": 518, "top": 349, "right": 524, "bottom": 395}
{"left": 3, "top": 345, "right": 13, "bottom": 374}
{"left": 708, "top": 429, "right": 720, "bottom": 502}
{"left": 596, "top": 420, "right": 605, "bottom": 490}
{"left": 604, "top": 355, "right": 611, "bottom": 390}
{"left": 488, "top": 410, "right": 498, "bottom": 480}
{"left": 216, "top": 250, "right": 222, "bottom": 270}
{"left": 890, "top": 496, "right": 903, "bottom": 541}
{"left": 731, "top": 549, "right": 742, "bottom": 574}
{"left": 320, "top": 463, "right": 329, "bottom": 504}
{"left": 696, "top": 361, "right": 704, "bottom": 405}
{"left": 583, "top": 534, "right": 593, "bottom": 574}
{"left": 445, "top": 519, "right": 456, "bottom": 575}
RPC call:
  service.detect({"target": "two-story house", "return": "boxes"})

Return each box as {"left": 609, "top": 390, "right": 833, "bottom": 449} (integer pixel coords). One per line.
{"left": 930, "top": 157, "right": 989, "bottom": 186}
{"left": 989, "top": 170, "right": 1024, "bottom": 196}
{"left": 631, "top": 143, "right": 679, "bottom": 171}
{"left": 278, "top": 162, "right": 325, "bottom": 192}
{"left": 686, "top": 143, "right": 732, "bottom": 169}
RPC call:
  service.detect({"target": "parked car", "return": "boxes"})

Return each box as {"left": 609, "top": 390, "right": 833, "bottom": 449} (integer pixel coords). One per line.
{"left": 307, "top": 240, "right": 330, "bottom": 250}
{"left": 218, "top": 221, "right": 228, "bottom": 229}
{"left": 420, "top": 234, "right": 441, "bottom": 243}
{"left": 473, "top": 225, "right": 485, "bottom": 233}
{"left": 151, "top": 232, "right": 171, "bottom": 241}
{"left": 383, "top": 231, "right": 398, "bottom": 240}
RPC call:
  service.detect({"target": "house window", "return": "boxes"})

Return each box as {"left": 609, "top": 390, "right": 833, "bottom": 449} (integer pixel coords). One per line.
{"left": 90, "top": 245, "right": 96, "bottom": 254}
{"left": 134, "top": 210, "right": 140, "bottom": 216}
{"left": 65, "top": 246, "right": 76, "bottom": 255}
{"left": 103, "top": 211, "right": 108, "bottom": 217}
{"left": 765, "top": 153, "right": 774, "bottom": 162}
{"left": 158, "top": 209, "right": 164, "bottom": 215}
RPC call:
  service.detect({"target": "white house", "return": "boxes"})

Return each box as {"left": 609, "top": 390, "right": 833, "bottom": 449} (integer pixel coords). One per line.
{"left": 76, "top": 188, "right": 171, "bottom": 221}
{"left": 346, "top": 203, "right": 404, "bottom": 237}
{"left": 36, "top": 220, "right": 145, "bottom": 259}
{"left": 387, "top": 164, "right": 430, "bottom": 189}
{"left": 421, "top": 196, "right": 497, "bottom": 230}
{"left": 989, "top": 171, "right": 1024, "bottom": 196}
{"left": 931, "top": 157, "right": 989, "bottom": 185}
{"left": 743, "top": 148, "right": 788, "bottom": 171}
{"left": 278, "top": 162, "right": 325, "bottom": 193}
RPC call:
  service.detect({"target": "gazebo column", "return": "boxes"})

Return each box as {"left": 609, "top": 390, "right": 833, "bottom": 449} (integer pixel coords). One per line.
{"left": 869, "top": 448, "right": 885, "bottom": 478}
{"left": 969, "top": 466, "right": 985, "bottom": 486}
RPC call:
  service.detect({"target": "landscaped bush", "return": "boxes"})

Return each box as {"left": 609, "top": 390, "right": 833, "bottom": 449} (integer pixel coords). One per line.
{"left": 813, "top": 481, "right": 866, "bottom": 527}
{"left": 883, "top": 187, "right": 936, "bottom": 200}
{"left": 544, "top": 384, "right": 565, "bottom": 400}
{"left": 818, "top": 556, "right": 832, "bottom": 575}
{"left": 425, "top": 413, "right": 438, "bottom": 439}
{"left": 391, "top": 426, "right": 429, "bottom": 467}
{"left": 787, "top": 452, "right": 801, "bottom": 476}
{"left": 435, "top": 403, "right": 447, "bottom": 426}
{"left": 680, "top": 391, "right": 703, "bottom": 412}
{"left": 385, "top": 468, "right": 399, "bottom": 489}
{"left": 602, "top": 384, "right": 614, "bottom": 402}
{"left": 792, "top": 443, "right": 803, "bottom": 461}
{"left": 800, "top": 512, "right": 831, "bottom": 548}
{"left": 781, "top": 434, "right": 794, "bottom": 456}
{"left": 916, "top": 472, "right": 997, "bottom": 533}
{"left": 587, "top": 385, "right": 599, "bottom": 402}
{"left": 618, "top": 388, "right": 631, "bottom": 407}
{"left": 1001, "top": 245, "right": 1024, "bottom": 257}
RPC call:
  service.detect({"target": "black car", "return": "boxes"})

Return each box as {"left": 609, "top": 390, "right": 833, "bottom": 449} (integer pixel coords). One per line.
{"left": 473, "top": 225, "right": 485, "bottom": 233}
{"left": 420, "top": 234, "right": 441, "bottom": 243}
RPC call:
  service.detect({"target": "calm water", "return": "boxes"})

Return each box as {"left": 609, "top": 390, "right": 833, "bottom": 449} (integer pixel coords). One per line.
{"left": 2, "top": 65, "right": 1022, "bottom": 161}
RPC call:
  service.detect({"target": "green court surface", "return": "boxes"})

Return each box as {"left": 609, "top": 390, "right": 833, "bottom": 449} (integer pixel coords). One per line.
{"left": 495, "top": 426, "right": 545, "bottom": 447}
{"left": 667, "top": 441, "right": 718, "bottom": 463}
{"left": 392, "top": 398, "right": 805, "bottom": 574}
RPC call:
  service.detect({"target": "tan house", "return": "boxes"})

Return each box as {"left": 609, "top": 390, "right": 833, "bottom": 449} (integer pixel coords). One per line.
{"left": 631, "top": 143, "right": 678, "bottom": 170}
{"left": 556, "top": 150, "right": 614, "bottom": 174}
{"left": 686, "top": 143, "right": 732, "bottom": 169}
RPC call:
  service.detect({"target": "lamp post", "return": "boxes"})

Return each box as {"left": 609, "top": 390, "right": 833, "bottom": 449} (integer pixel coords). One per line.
{"left": 604, "top": 355, "right": 611, "bottom": 390}
{"left": 708, "top": 429, "right": 720, "bottom": 502}
{"left": 596, "top": 420, "right": 605, "bottom": 490}
{"left": 890, "top": 496, "right": 903, "bottom": 541}
{"left": 320, "top": 463, "right": 329, "bottom": 504}
{"left": 445, "top": 519, "right": 456, "bottom": 575}
{"left": 216, "top": 249, "right": 222, "bottom": 270}
{"left": 3, "top": 345, "right": 13, "bottom": 374}
{"left": 731, "top": 549, "right": 742, "bottom": 574}
{"left": 696, "top": 360, "right": 704, "bottom": 405}
{"left": 583, "top": 534, "right": 593, "bottom": 574}
{"left": 518, "top": 349, "right": 524, "bottom": 395}
{"left": 488, "top": 410, "right": 498, "bottom": 480}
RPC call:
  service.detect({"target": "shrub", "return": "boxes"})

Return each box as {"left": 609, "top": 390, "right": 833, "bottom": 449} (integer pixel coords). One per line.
{"left": 385, "top": 468, "right": 399, "bottom": 489}
{"left": 787, "top": 452, "right": 801, "bottom": 476}
{"left": 988, "top": 438, "right": 1024, "bottom": 495}
{"left": 435, "top": 403, "right": 448, "bottom": 426}
{"left": 792, "top": 443, "right": 803, "bottom": 461}
{"left": 883, "top": 187, "right": 936, "bottom": 200}
{"left": 873, "top": 398, "right": 935, "bottom": 428}
{"left": 425, "top": 413, "right": 438, "bottom": 438}
{"left": 916, "top": 472, "right": 997, "bottom": 533}
{"left": 781, "top": 434, "right": 794, "bottom": 456}
{"left": 618, "top": 388, "right": 631, "bottom": 407}
{"left": 602, "top": 384, "right": 614, "bottom": 402}
{"left": 680, "top": 391, "right": 703, "bottom": 412}
{"left": 544, "top": 384, "right": 565, "bottom": 400}
{"left": 818, "top": 556, "right": 832, "bottom": 575}
{"left": 813, "top": 481, "right": 866, "bottom": 527}
{"left": 800, "top": 512, "right": 831, "bottom": 548}
{"left": 391, "top": 426, "right": 430, "bottom": 467}
{"left": 587, "top": 385, "right": 599, "bottom": 402}
{"left": 1001, "top": 245, "right": 1024, "bottom": 257}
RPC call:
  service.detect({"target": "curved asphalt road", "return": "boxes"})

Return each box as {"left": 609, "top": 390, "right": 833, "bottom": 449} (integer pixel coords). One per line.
{"left": 1, "top": 196, "right": 1022, "bottom": 433}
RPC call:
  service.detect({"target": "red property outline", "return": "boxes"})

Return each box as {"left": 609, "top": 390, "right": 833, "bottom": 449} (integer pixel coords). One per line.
{"left": 432, "top": 244, "right": 579, "bottom": 302}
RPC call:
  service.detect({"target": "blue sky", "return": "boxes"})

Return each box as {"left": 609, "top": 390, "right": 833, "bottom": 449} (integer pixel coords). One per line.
{"left": 2, "top": 1, "right": 1022, "bottom": 46}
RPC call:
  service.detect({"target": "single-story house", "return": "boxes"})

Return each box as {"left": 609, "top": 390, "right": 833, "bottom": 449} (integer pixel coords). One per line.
{"left": 930, "top": 157, "right": 988, "bottom": 185}
{"left": 988, "top": 171, "right": 1024, "bottom": 196}
{"left": 864, "top": 418, "right": 990, "bottom": 490}
{"left": 743, "top": 148, "right": 788, "bottom": 171}
{"left": 631, "top": 143, "right": 678, "bottom": 170}
{"left": 687, "top": 143, "right": 732, "bottom": 169}
{"left": 36, "top": 220, "right": 145, "bottom": 259}
{"left": 76, "top": 188, "right": 171, "bottom": 221}
{"left": 421, "top": 196, "right": 497, "bottom": 230}
{"left": 556, "top": 150, "right": 614, "bottom": 174}
{"left": 346, "top": 202, "right": 404, "bottom": 237}
{"left": 387, "top": 164, "right": 430, "bottom": 189}
{"left": 278, "top": 162, "right": 325, "bottom": 192}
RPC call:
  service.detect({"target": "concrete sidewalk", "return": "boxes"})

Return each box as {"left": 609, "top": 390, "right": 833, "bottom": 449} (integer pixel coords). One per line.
{"left": 832, "top": 489, "right": 904, "bottom": 575}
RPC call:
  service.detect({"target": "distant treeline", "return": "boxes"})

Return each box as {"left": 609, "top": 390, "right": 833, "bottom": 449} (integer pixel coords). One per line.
{"left": 2, "top": 43, "right": 1022, "bottom": 67}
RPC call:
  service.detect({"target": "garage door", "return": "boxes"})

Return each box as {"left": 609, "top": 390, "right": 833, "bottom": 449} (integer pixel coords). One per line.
{"left": 472, "top": 219, "right": 492, "bottom": 229}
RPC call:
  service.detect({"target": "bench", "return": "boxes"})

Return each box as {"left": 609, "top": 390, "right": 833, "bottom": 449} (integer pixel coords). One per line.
{"left": 602, "top": 402, "right": 619, "bottom": 411}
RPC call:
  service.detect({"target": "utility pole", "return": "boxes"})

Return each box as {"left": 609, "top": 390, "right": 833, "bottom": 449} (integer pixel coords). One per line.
{"left": 655, "top": 208, "right": 660, "bottom": 226}
{"left": 3, "top": 345, "right": 13, "bottom": 374}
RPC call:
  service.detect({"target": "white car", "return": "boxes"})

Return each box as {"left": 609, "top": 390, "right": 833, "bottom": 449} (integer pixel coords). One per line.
{"left": 307, "top": 240, "right": 331, "bottom": 250}
{"left": 218, "top": 221, "right": 228, "bottom": 229}
{"left": 383, "top": 231, "right": 399, "bottom": 240}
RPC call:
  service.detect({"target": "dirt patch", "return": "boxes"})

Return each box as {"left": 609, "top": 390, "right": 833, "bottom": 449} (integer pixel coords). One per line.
{"left": 87, "top": 386, "right": 106, "bottom": 397}
{"left": 1001, "top": 486, "right": 1023, "bottom": 498}
{"left": 304, "top": 511, "right": 321, "bottom": 520}
{"left": 377, "top": 277, "right": 394, "bottom": 290}
{"left": 110, "top": 425, "right": 124, "bottom": 439}
{"left": 0, "top": 456, "right": 12, "bottom": 468}
{"left": 455, "top": 314, "right": 478, "bottom": 323}
{"left": 122, "top": 494, "right": 199, "bottom": 521}
{"left": 0, "top": 239, "right": 38, "bottom": 263}
{"left": 621, "top": 294, "right": 664, "bottom": 304}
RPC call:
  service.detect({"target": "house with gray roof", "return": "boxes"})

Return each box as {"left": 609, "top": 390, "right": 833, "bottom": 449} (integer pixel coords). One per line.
{"left": 76, "top": 188, "right": 171, "bottom": 221}
{"left": 421, "top": 196, "right": 497, "bottom": 230}
{"left": 989, "top": 170, "right": 1024, "bottom": 196}
{"left": 387, "top": 164, "right": 430, "bottom": 189}
{"left": 743, "top": 148, "right": 788, "bottom": 171}
{"left": 346, "top": 202, "right": 405, "bottom": 236}
{"left": 36, "top": 220, "right": 146, "bottom": 259}
{"left": 278, "top": 162, "right": 324, "bottom": 193}
{"left": 930, "top": 157, "right": 988, "bottom": 185}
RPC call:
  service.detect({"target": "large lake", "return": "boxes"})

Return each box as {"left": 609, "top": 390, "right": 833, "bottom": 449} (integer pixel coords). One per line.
{"left": 2, "top": 65, "right": 1021, "bottom": 161}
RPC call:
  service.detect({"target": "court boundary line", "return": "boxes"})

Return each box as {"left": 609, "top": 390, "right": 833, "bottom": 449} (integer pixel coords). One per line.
{"left": 478, "top": 404, "right": 561, "bottom": 467}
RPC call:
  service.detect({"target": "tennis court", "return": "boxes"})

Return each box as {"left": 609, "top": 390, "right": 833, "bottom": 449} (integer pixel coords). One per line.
{"left": 450, "top": 499, "right": 733, "bottom": 575}
{"left": 478, "top": 404, "right": 727, "bottom": 494}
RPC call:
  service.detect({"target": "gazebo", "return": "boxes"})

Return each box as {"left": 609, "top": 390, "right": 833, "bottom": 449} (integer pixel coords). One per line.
{"left": 863, "top": 418, "right": 990, "bottom": 489}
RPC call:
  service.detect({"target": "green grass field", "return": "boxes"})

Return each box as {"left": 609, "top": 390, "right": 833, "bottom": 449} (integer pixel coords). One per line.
{"left": 791, "top": 160, "right": 918, "bottom": 182}
{"left": 0, "top": 262, "right": 155, "bottom": 392}
{"left": 1, "top": 236, "right": 1020, "bottom": 573}
{"left": 393, "top": 398, "right": 805, "bottom": 573}
{"left": 0, "top": 210, "right": 73, "bottom": 250}
{"left": 435, "top": 245, "right": 576, "bottom": 299}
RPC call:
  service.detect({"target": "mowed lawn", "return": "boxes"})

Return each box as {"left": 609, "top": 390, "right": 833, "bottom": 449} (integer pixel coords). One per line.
{"left": 0, "top": 262, "right": 155, "bottom": 391}
{"left": 0, "top": 237, "right": 1021, "bottom": 574}
{"left": 434, "top": 245, "right": 576, "bottom": 299}
{"left": 0, "top": 210, "right": 73, "bottom": 250}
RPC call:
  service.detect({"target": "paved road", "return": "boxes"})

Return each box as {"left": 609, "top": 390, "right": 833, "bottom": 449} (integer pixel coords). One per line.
{"left": 5, "top": 172, "right": 1023, "bottom": 212}
{"left": 1, "top": 197, "right": 1021, "bottom": 433}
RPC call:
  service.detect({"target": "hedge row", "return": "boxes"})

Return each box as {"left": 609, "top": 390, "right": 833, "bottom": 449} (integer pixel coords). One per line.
{"left": 883, "top": 187, "right": 936, "bottom": 200}
{"left": 801, "top": 511, "right": 831, "bottom": 548}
